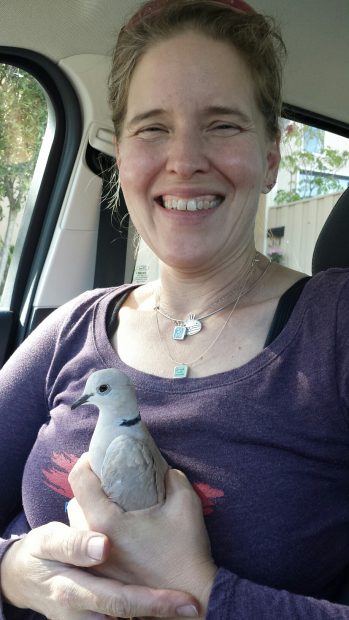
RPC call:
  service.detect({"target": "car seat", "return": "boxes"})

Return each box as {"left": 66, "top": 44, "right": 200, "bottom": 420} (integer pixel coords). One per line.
{"left": 314, "top": 185, "right": 349, "bottom": 605}
{"left": 312, "top": 186, "right": 349, "bottom": 274}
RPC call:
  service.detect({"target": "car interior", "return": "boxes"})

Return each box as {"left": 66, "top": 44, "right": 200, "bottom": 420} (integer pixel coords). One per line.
{"left": 0, "top": 0, "right": 348, "bottom": 371}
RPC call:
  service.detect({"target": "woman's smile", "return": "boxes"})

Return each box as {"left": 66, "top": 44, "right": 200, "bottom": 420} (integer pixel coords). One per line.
{"left": 156, "top": 195, "right": 223, "bottom": 211}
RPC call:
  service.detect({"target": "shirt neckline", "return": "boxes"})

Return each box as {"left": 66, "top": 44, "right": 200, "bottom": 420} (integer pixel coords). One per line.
{"left": 91, "top": 278, "right": 312, "bottom": 393}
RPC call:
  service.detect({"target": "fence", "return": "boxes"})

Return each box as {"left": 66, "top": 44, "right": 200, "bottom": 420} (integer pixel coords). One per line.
{"left": 267, "top": 191, "right": 342, "bottom": 274}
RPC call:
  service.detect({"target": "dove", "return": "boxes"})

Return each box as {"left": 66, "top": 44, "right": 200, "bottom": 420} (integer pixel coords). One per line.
{"left": 71, "top": 368, "right": 168, "bottom": 511}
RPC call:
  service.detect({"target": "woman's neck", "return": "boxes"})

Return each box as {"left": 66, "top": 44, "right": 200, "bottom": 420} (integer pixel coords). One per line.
{"left": 155, "top": 247, "right": 263, "bottom": 317}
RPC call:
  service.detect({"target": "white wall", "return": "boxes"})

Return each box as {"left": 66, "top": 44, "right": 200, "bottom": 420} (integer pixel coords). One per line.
{"left": 267, "top": 191, "right": 342, "bottom": 274}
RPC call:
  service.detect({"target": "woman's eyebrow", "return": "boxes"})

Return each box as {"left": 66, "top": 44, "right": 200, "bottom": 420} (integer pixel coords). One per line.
{"left": 202, "top": 106, "right": 252, "bottom": 124}
{"left": 127, "top": 109, "right": 166, "bottom": 126}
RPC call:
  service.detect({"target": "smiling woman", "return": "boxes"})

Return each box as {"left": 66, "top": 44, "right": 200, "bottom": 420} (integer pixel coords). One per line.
{"left": 1, "top": 1, "right": 349, "bottom": 620}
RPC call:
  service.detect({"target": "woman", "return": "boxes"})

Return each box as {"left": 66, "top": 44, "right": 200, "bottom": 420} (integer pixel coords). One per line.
{"left": 1, "top": 0, "right": 349, "bottom": 618}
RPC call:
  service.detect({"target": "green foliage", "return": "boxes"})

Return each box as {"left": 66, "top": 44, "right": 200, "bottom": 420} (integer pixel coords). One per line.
{"left": 0, "top": 64, "right": 47, "bottom": 296}
{"left": 275, "top": 123, "right": 349, "bottom": 205}
{"left": 275, "top": 188, "right": 302, "bottom": 204}
{"left": 0, "top": 64, "right": 47, "bottom": 211}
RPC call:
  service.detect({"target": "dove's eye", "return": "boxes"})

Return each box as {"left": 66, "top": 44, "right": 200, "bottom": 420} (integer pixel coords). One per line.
{"left": 97, "top": 383, "right": 111, "bottom": 395}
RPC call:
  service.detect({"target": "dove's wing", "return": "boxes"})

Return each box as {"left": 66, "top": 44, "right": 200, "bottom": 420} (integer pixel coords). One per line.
{"left": 141, "top": 425, "right": 169, "bottom": 499}
{"left": 101, "top": 434, "right": 168, "bottom": 511}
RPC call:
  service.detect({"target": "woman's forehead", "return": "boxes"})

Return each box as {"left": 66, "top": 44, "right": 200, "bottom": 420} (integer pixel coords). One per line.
{"left": 125, "top": 31, "right": 256, "bottom": 115}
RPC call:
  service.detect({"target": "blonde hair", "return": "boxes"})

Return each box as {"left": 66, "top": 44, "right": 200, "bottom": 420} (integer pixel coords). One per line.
{"left": 109, "top": 0, "right": 286, "bottom": 140}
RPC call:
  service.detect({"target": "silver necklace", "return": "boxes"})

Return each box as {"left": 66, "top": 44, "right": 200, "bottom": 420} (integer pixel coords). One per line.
{"left": 154, "top": 252, "right": 260, "bottom": 341}
{"left": 156, "top": 256, "right": 270, "bottom": 379}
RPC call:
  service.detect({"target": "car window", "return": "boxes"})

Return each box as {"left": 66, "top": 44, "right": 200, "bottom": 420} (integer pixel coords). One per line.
{"left": 0, "top": 63, "right": 48, "bottom": 303}
{"left": 266, "top": 121, "right": 349, "bottom": 274}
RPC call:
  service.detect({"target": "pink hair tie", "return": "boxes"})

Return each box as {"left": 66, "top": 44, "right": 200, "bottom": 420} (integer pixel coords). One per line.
{"left": 221, "top": 0, "right": 256, "bottom": 14}
{"left": 129, "top": 0, "right": 256, "bottom": 27}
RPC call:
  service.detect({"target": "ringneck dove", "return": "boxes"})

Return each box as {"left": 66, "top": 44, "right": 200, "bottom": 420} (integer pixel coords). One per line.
{"left": 71, "top": 368, "right": 168, "bottom": 511}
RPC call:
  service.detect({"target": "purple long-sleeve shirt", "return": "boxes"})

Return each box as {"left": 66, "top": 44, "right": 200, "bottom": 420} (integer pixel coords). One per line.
{"left": 1, "top": 269, "right": 349, "bottom": 619}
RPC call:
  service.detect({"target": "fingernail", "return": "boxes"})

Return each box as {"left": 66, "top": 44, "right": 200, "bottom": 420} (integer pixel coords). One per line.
{"left": 176, "top": 604, "right": 199, "bottom": 617}
{"left": 87, "top": 536, "right": 105, "bottom": 560}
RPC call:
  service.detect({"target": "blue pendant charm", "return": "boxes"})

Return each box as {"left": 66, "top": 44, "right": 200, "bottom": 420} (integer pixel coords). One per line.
{"left": 173, "top": 324, "right": 187, "bottom": 340}
{"left": 173, "top": 364, "right": 189, "bottom": 378}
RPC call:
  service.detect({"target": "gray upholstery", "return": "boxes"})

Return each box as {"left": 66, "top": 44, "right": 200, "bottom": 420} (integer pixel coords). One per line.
{"left": 312, "top": 187, "right": 349, "bottom": 274}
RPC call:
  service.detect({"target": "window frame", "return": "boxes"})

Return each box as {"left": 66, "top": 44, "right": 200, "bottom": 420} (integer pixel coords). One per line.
{"left": 282, "top": 104, "right": 349, "bottom": 140}
{"left": 0, "top": 47, "right": 82, "bottom": 359}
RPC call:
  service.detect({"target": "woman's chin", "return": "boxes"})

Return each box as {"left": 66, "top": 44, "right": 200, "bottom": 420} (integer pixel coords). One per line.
{"left": 159, "top": 249, "right": 220, "bottom": 274}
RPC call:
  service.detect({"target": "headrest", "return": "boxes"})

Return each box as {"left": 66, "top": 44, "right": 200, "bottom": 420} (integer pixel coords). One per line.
{"left": 312, "top": 186, "right": 349, "bottom": 274}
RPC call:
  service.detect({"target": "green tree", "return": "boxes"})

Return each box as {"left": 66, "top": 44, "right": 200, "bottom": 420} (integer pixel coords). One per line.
{"left": 275, "top": 123, "right": 349, "bottom": 205}
{"left": 0, "top": 64, "right": 47, "bottom": 295}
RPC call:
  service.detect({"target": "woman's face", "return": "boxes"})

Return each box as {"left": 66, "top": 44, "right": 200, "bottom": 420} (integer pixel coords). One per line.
{"left": 116, "top": 30, "right": 280, "bottom": 273}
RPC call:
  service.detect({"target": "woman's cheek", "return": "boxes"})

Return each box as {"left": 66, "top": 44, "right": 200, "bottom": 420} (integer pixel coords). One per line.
{"left": 219, "top": 148, "right": 265, "bottom": 189}
{"left": 119, "top": 139, "right": 164, "bottom": 180}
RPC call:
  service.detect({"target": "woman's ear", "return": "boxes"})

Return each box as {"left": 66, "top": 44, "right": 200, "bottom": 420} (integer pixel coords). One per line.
{"left": 263, "top": 132, "right": 281, "bottom": 194}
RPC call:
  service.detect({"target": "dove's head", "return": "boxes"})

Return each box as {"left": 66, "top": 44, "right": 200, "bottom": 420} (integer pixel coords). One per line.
{"left": 71, "top": 368, "right": 135, "bottom": 413}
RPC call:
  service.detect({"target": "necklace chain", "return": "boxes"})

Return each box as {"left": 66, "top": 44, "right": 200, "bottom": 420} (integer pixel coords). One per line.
{"left": 155, "top": 254, "right": 271, "bottom": 378}
{"left": 154, "top": 252, "right": 267, "bottom": 341}
{"left": 155, "top": 296, "right": 242, "bottom": 323}
{"left": 155, "top": 251, "right": 259, "bottom": 322}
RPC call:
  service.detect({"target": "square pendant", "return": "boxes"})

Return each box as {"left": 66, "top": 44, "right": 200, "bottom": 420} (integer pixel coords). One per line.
{"left": 173, "top": 364, "right": 189, "bottom": 379}
{"left": 173, "top": 325, "right": 187, "bottom": 340}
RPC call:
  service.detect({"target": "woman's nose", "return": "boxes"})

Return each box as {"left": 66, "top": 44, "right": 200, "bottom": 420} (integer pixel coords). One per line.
{"left": 165, "top": 131, "right": 209, "bottom": 178}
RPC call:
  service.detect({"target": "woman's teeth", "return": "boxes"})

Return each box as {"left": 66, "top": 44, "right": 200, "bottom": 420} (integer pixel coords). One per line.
{"left": 161, "top": 196, "right": 222, "bottom": 211}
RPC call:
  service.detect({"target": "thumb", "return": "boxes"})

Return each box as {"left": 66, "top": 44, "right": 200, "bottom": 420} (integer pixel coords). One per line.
{"left": 165, "top": 468, "right": 195, "bottom": 494}
{"left": 165, "top": 469, "right": 202, "bottom": 506}
{"left": 29, "top": 521, "right": 109, "bottom": 566}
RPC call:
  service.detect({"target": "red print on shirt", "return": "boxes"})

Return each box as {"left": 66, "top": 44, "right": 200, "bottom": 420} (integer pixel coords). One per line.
{"left": 43, "top": 453, "right": 225, "bottom": 514}
{"left": 42, "top": 452, "right": 78, "bottom": 498}
{"left": 193, "top": 483, "right": 225, "bottom": 515}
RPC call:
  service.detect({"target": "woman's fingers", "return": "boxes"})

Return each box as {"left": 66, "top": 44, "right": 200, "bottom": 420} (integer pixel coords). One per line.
{"left": 165, "top": 468, "right": 198, "bottom": 495}
{"left": 118, "top": 585, "right": 200, "bottom": 618}
{"left": 67, "top": 497, "right": 90, "bottom": 529}
{"left": 68, "top": 452, "right": 123, "bottom": 531}
{"left": 164, "top": 469, "right": 204, "bottom": 517}
{"left": 51, "top": 571, "right": 199, "bottom": 618}
{"left": 1, "top": 524, "right": 199, "bottom": 619}
{"left": 44, "top": 567, "right": 199, "bottom": 618}
{"left": 28, "top": 521, "right": 109, "bottom": 565}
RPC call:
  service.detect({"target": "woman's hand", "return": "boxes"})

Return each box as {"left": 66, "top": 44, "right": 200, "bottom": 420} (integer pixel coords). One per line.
{"left": 68, "top": 455, "right": 217, "bottom": 618}
{"left": 0, "top": 520, "right": 200, "bottom": 619}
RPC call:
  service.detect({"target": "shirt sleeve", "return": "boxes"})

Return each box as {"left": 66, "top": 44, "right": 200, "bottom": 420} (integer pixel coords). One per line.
{"left": 0, "top": 291, "right": 105, "bottom": 620}
{"left": 0, "top": 305, "right": 73, "bottom": 535}
{"left": 0, "top": 295, "right": 93, "bottom": 617}
{"left": 207, "top": 568, "right": 349, "bottom": 618}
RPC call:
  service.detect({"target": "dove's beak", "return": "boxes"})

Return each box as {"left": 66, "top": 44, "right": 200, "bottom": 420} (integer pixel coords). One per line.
{"left": 71, "top": 393, "right": 93, "bottom": 410}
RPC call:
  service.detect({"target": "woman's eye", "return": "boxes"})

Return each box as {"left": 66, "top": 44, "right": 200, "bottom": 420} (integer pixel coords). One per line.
{"left": 209, "top": 123, "right": 242, "bottom": 135}
{"left": 137, "top": 126, "right": 167, "bottom": 139}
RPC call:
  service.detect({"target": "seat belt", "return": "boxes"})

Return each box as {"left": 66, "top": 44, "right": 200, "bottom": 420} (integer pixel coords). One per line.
{"left": 264, "top": 276, "right": 311, "bottom": 346}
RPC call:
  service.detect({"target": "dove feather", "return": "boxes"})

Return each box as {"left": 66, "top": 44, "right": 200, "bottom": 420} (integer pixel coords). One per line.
{"left": 101, "top": 434, "right": 166, "bottom": 511}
